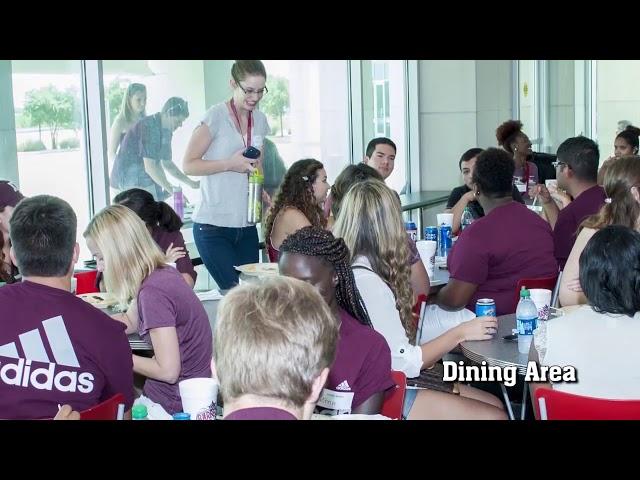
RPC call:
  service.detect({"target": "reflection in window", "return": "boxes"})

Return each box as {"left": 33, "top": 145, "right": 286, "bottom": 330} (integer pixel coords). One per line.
{"left": 102, "top": 60, "right": 205, "bottom": 212}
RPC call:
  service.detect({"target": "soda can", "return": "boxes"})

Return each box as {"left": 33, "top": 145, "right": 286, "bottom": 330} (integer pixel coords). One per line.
{"left": 475, "top": 298, "right": 496, "bottom": 317}
{"left": 424, "top": 226, "right": 438, "bottom": 243}
{"left": 438, "top": 225, "right": 452, "bottom": 257}
{"left": 405, "top": 222, "right": 417, "bottom": 241}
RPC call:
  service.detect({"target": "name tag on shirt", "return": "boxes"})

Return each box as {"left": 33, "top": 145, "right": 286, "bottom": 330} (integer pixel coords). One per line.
{"left": 316, "top": 389, "right": 354, "bottom": 416}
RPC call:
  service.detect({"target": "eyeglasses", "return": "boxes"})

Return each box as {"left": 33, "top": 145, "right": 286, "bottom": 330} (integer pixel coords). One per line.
{"left": 552, "top": 161, "right": 567, "bottom": 169}
{"left": 236, "top": 83, "right": 268, "bottom": 97}
{"left": 232, "top": 73, "right": 268, "bottom": 97}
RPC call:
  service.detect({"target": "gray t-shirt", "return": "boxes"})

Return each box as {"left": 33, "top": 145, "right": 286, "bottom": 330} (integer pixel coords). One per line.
{"left": 192, "top": 102, "right": 270, "bottom": 228}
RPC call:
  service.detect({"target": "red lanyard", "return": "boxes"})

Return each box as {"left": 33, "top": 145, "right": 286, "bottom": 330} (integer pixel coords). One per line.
{"left": 229, "top": 99, "right": 252, "bottom": 148}
{"left": 523, "top": 161, "right": 530, "bottom": 190}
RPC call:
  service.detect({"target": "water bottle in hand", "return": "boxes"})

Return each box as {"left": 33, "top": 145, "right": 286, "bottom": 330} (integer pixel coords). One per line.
{"left": 461, "top": 206, "right": 473, "bottom": 231}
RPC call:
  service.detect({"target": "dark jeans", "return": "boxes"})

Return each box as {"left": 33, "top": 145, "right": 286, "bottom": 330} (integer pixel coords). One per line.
{"left": 193, "top": 223, "right": 259, "bottom": 290}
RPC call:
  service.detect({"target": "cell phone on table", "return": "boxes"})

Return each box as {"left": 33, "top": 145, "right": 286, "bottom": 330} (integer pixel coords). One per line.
{"left": 502, "top": 333, "right": 518, "bottom": 341}
{"left": 243, "top": 146, "right": 261, "bottom": 159}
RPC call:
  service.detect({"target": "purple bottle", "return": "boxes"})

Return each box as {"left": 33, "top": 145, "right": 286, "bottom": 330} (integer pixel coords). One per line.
{"left": 172, "top": 186, "right": 184, "bottom": 220}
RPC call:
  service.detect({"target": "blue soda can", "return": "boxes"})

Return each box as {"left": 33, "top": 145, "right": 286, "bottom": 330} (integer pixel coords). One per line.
{"left": 475, "top": 298, "right": 496, "bottom": 317}
{"left": 424, "top": 226, "right": 438, "bottom": 243}
{"left": 438, "top": 225, "right": 452, "bottom": 257}
{"left": 405, "top": 221, "right": 417, "bottom": 241}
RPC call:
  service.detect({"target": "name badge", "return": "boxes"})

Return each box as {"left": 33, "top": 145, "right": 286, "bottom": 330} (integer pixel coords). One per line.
{"left": 316, "top": 389, "right": 354, "bottom": 415}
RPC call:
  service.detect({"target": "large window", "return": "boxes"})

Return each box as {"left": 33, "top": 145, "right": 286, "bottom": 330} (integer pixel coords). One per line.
{"left": 9, "top": 60, "right": 91, "bottom": 261}
{"left": 102, "top": 60, "right": 206, "bottom": 208}
{"left": 360, "top": 60, "right": 408, "bottom": 193}
{"left": 262, "top": 60, "right": 350, "bottom": 185}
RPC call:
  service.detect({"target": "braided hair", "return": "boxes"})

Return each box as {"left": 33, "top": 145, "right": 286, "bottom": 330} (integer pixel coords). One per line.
{"left": 279, "top": 225, "right": 372, "bottom": 327}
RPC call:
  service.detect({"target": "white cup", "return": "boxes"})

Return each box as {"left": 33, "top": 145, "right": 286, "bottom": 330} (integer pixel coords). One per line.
{"left": 530, "top": 288, "right": 552, "bottom": 321}
{"left": 179, "top": 377, "right": 218, "bottom": 420}
{"left": 416, "top": 240, "right": 437, "bottom": 277}
{"left": 436, "top": 213, "right": 454, "bottom": 227}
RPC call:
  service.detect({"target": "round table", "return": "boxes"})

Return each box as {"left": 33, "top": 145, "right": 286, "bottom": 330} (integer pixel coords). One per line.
{"left": 460, "top": 313, "right": 538, "bottom": 420}
{"left": 460, "top": 314, "right": 528, "bottom": 375}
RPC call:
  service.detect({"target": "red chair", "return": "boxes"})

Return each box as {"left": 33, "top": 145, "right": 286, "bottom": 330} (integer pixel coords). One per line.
{"left": 514, "top": 275, "right": 558, "bottom": 310}
{"left": 381, "top": 371, "right": 407, "bottom": 420}
{"left": 73, "top": 270, "right": 100, "bottom": 295}
{"left": 534, "top": 387, "right": 640, "bottom": 420}
{"left": 80, "top": 393, "right": 126, "bottom": 420}
{"left": 412, "top": 294, "right": 428, "bottom": 326}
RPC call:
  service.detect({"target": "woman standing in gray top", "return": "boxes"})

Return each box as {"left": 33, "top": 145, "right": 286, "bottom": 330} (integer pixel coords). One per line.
{"left": 183, "top": 60, "right": 270, "bottom": 289}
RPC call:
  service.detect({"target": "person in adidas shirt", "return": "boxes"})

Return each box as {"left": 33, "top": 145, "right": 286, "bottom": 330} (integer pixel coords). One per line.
{"left": 214, "top": 277, "right": 339, "bottom": 420}
{"left": 279, "top": 226, "right": 395, "bottom": 416}
{"left": 0, "top": 195, "right": 134, "bottom": 419}
{"left": 84, "top": 205, "right": 212, "bottom": 416}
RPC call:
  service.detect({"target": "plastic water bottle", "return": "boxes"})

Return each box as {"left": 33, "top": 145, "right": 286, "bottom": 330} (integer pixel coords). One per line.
{"left": 516, "top": 287, "right": 538, "bottom": 354}
{"left": 172, "top": 186, "right": 184, "bottom": 220}
{"left": 461, "top": 206, "right": 474, "bottom": 231}
{"left": 132, "top": 404, "right": 148, "bottom": 420}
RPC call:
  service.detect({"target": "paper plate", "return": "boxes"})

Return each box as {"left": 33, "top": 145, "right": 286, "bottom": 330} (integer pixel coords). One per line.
{"left": 234, "top": 263, "right": 279, "bottom": 276}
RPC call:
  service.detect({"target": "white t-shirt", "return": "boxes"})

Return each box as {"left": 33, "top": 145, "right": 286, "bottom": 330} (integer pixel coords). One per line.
{"left": 192, "top": 102, "right": 270, "bottom": 228}
{"left": 534, "top": 305, "right": 640, "bottom": 399}
{"left": 351, "top": 255, "right": 423, "bottom": 378}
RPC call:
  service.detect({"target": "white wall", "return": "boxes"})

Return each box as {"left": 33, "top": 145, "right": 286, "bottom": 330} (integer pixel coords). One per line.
{"left": 476, "top": 60, "right": 512, "bottom": 149}
{"left": 595, "top": 60, "right": 640, "bottom": 159}
{"left": 418, "top": 60, "right": 477, "bottom": 191}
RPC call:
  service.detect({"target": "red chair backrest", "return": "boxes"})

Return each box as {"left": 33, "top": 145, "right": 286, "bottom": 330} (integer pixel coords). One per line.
{"left": 534, "top": 387, "right": 640, "bottom": 420}
{"left": 74, "top": 270, "right": 99, "bottom": 295}
{"left": 381, "top": 371, "right": 407, "bottom": 420}
{"left": 514, "top": 275, "right": 558, "bottom": 309}
{"left": 412, "top": 294, "right": 428, "bottom": 327}
{"left": 80, "top": 393, "right": 126, "bottom": 420}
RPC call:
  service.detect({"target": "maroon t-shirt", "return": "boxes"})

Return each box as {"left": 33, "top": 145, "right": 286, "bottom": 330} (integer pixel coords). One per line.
{"left": 553, "top": 185, "right": 606, "bottom": 269}
{"left": 137, "top": 267, "right": 212, "bottom": 414}
{"left": 315, "top": 309, "right": 394, "bottom": 415}
{"left": 225, "top": 407, "right": 297, "bottom": 420}
{"left": 95, "top": 225, "right": 197, "bottom": 288}
{"left": 0, "top": 281, "right": 134, "bottom": 419}
{"left": 447, "top": 202, "right": 558, "bottom": 315}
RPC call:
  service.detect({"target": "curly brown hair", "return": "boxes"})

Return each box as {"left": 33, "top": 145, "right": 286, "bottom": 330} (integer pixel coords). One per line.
{"left": 496, "top": 119, "right": 524, "bottom": 154}
{"left": 264, "top": 159, "right": 327, "bottom": 243}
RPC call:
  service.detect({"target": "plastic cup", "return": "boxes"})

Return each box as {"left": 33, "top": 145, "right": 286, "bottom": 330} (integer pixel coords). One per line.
{"left": 530, "top": 288, "right": 552, "bottom": 321}
{"left": 179, "top": 378, "right": 218, "bottom": 420}
{"left": 436, "top": 213, "right": 454, "bottom": 227}
{"left": 416, "top": 240, "right": 437, "bottom": 277}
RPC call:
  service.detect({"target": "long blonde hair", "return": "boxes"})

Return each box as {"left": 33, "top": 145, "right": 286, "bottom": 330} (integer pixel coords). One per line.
{"left": 332, "top": 179, "right": 415, "bottom": 340}
{"left": 84, "top": 205, "right": 165, "bottom": 309}
{"left": 583, "top": 155, "right": 640, "bottom": 231}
